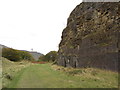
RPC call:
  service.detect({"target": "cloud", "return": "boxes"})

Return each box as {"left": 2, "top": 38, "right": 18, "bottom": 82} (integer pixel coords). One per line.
{"left": 0, "top": 0, "right": 82, "bottom": 54}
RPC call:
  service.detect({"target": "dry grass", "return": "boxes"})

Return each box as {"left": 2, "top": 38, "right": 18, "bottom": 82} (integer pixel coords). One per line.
{"left": 52, "top": 64, "right": 118, "bottom": 88}
{"left": 1, "top": 57, "right": 33, "bottom": 88}
{"left": 1, "top": 60, "right": 118, "bottom": 88}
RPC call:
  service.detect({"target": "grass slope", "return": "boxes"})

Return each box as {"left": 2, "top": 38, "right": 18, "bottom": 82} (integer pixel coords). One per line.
{"left": 2, "top": 57, "right": 32, "bottom": 88}
{"left": 8, "top": 63, "right": 118, "bottom": 88}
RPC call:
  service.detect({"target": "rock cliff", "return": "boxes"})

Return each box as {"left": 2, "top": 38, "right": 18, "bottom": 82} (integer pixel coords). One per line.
{"left": 57, "top": 2, "right": 120, "bottom": 71}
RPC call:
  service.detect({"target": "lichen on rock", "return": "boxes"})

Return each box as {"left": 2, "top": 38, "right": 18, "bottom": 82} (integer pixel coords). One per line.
{"left": 57, "top": 2, "right": 120, "bottom": 71}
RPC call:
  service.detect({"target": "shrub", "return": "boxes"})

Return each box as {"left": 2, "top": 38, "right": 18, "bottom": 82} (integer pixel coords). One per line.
{"left": 68, "top": 70, "right": 83, "bottom": 75}
{"left": 2, "top": 48, "right": 34, "bottom": 61}
{"left": 39, "top": 55, "right": 45, "bottom": 61}
{"left": 39, "top": 51, "right": 57, "bottom": 62}
{"left": 18, "top": 50, "right": 34, "bottom": 61}
{"left": 2, "top": 48, "right": 20, "bottom": 61}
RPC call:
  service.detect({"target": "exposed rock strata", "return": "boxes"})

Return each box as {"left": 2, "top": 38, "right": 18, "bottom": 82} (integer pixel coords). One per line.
{"left": 57, "top": 2, "right": 120, "bottom": 71}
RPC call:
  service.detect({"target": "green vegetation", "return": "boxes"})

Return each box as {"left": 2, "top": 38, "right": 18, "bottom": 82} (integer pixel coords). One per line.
{"left": 18, "top": 50, "right": 34, "bottom": 61}
{"left": 52, "top": 65, "right": 118, "bottom": 88}
{"left": 2, "top": 57, "right": 33, "bottom": 88}
{"left": 2, "top": 48, "right": 20, "bottom": 61}
{"left": 6, "top": 63, "right": 118, "bottom": 88}
{"left": 39, "top": 51, "right": 57, "bottom": 62}
{"left": 38, "top": 55, "right": 45, "bottom": 61}
{"left": 2, "top": 48, "right": 34, "bottom": 61}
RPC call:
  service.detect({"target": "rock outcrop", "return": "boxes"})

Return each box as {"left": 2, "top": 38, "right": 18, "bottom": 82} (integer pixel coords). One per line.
{"left": 57, "top": 2, "right": 120, "bottom": 71}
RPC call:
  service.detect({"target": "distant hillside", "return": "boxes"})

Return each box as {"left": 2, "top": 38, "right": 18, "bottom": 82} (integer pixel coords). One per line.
{"left": 0, "top": 44, "right": 43, "bottom": 61}
{"left": 29, "top": 52, "right": 43, "bottom": 61}
{"left": 21, "top": 50, "right": 43, "bottom": 61}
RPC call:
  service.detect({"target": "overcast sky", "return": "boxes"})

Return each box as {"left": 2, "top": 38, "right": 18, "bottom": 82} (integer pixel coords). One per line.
{"left": 0, "top": 0, "right": 82, "bottom": 54}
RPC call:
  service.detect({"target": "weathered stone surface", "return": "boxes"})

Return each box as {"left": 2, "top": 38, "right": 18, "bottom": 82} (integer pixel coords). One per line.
{"left": 57, "top": 2, "right": 120, "bottom": 71}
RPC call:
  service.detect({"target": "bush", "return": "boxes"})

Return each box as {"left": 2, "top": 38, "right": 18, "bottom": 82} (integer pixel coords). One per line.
{"left": 18, "top": 50, "right": 34, "bottom": 61}
{"left": 2, "top": 48, "right": 20, "bottom": 61}
{"left": 2, "top": 48, "right": 34, "bottom": 61}
{"left": 39, "top": 55, "right": 45, "bottom": 61}
{"left": 68, "top": 70, "right": 83, "bottom": 75}
{"left": 39, "top": 51, "right": 57, "bottom": 62}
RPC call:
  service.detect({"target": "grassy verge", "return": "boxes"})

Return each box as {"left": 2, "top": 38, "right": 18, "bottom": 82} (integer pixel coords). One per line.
{"left": 2, "top": 57, "right": 33, "bottom": 88}
{"left": 8, "top": 63, "right": 118, "bottom": 88}
{"left": 7, "top": 67, "right": 27, "bottom": 88}
{"left": 51, "top": 64, "right": 118, "bottom": 88}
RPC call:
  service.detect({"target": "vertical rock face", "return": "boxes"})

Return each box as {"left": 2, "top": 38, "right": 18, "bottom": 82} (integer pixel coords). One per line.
{"left": 83, "top": 0, "right": 120, "bottom": 2}
{"left": 57, "top": 2, "right": 120, "bottom": 71}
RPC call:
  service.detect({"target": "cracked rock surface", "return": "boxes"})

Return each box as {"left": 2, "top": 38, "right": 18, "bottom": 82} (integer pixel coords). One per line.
{"left": 57, "top": 2, "right": 120, "bottom": 71}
